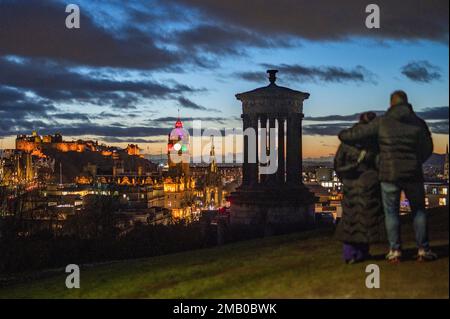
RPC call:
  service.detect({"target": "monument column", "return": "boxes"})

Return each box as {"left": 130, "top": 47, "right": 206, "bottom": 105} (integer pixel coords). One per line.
{"left": 248, "top": 114, "right": 259, "bottom": 186}
{"left": 241, "top": 113, "right": 251, "bottom": 187}
{"left": 277, "top": 115, "right": 285, "bottom": 184}
{"left": 259, "top": 114, "right": 268, "bottom": 184}
{"left": 268, "top": 116, "right": 277, "bottom": 184}
{"left": 286, "top": 114, "right": 301, "bottom": 184}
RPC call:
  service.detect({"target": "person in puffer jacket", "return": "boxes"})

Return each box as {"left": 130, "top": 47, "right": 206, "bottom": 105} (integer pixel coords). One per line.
{"left": 335, "top": 112, "right": 384, "bottom": 264}
{"left": 339, "top": 91, "right": 437, "bottom": 263}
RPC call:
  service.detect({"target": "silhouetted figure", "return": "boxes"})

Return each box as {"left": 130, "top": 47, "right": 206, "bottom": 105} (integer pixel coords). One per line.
{"left": 339, "top": 91, "right": 437, "bottom": 263}
{"left": 335, "top": 112, "right": 384, "bottom": 264}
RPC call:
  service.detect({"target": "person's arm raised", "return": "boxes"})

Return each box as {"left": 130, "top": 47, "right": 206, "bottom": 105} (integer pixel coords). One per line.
{"left": 338, "top": 118, "right": 379, "bottom": 145}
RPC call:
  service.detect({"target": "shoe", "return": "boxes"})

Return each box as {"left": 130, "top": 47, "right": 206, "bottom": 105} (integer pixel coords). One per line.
{"left": 416, "top": 248, "right": 438, "bottom": 262}
{"left": 385, "top": 249, "right": 402, "bottom": 264}
{"left": 345, "top": 258, "right": 356, "bottom": 265}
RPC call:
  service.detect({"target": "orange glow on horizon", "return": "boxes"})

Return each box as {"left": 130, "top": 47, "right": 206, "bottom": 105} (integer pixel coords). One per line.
{"left": 1, "top": 133, "right": 449, "bottom": 158}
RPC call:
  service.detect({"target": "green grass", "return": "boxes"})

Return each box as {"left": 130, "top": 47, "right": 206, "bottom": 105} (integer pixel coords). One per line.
{"left": 1, "top": 207, "right": 448, "bottom": 299}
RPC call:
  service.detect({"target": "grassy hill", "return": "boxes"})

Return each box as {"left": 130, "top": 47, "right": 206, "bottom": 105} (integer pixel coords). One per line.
{"left": 0, "top": 207, "right": 448, "bottom": 298}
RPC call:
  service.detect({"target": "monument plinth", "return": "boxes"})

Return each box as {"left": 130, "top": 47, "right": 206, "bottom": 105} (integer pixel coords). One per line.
{"left": 228, "top": 70, "right": 315, "bottom": 225}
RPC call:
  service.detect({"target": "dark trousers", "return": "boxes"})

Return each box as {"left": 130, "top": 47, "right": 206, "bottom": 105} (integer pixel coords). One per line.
{"left": 381, "top": 182, "right": 429, "bottom": 250}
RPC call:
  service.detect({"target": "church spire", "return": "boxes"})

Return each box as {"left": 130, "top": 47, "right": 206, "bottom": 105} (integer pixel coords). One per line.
{"left": 209, "top": 136, "right": 217, "bottom": 173}
{"left": 175, "top": 108, "right": 183, "bottom": 128}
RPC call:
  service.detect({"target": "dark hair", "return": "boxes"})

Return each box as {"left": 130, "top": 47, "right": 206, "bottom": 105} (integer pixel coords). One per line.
{"left": 390, "top": 90, "right": 408, "bottom": 105}
{"left": 359, "top": 111, "right": 377, "bottom": 124}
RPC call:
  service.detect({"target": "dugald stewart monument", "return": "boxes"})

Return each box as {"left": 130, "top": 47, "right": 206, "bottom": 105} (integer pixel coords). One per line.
{"left": 229, "top": 70, "right": 315, "bottom": 226}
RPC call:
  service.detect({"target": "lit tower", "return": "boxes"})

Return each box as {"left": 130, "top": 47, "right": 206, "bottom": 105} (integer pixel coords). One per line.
{"left": 204, "top": 136, "right": 222, "bottom": 208}
{"left": 209, "top": 136, "right": 218, "bottom": 174}
{"left": 167, "top": 113, "right": 190, "bottom": 177}
{"left": 228, "top": 70, "right": 315, "bottom": 226}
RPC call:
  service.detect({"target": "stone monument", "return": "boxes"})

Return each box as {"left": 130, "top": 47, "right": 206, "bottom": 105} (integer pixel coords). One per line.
{"left": 228, "top": 70, "right": 315, "bottom": 226}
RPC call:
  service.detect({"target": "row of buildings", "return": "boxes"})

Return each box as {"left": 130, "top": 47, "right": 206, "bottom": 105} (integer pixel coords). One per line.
{"left": 0, "top": 119, "right": 241, "bottom": 235}
{"left": 1, "top": 117, "right": 448, "bottom": 233}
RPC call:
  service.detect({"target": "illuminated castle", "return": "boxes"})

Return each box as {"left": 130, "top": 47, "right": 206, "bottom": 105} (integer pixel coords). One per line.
{"left": 16, "top": 131, "right": 143, "bottom": 158}
{"left": 16, "top": 131, "right": 92, "bottom": 156}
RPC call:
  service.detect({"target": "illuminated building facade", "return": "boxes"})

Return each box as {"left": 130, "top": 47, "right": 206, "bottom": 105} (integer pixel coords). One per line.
{"left": 164, "top": 117, "right": 196, "bottom": 220}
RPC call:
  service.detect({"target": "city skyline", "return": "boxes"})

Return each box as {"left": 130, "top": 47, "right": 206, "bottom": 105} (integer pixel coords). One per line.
{"left": 0, "top": 0, "right": 448, "bottom": 158}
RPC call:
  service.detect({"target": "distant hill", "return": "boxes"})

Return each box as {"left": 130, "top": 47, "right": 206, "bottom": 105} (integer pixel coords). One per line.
{"left": 304, "top": 153, "right": 446, "bottom": 168}
{"left": 304, "top": 156, "right": 334, "bottom": 164}
{"left": 425, "top": 153, "right": 446, "bottom": 167}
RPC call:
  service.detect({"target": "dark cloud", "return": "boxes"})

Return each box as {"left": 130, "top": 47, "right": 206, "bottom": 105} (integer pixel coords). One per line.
{"left": 101, "top": 137, "right": 166, "bottom": 144}
{"left": 50, "top": 112, "right": 92, "bottom": 122}
{"left": 174, "top": 0, "right": 449, "bottom": 42}
{"left": 305, "top": 112, "right": 383, "bottom": 122}
{"left": 0, "top": 57, "right": 206, "bottom": 115}
{"left": 0, "top": 57, "right": 198, "bottom": 103}
{"left": 416, "top": 106, "right": 448, "bottom": 120}
{"left": 0, "top": 119, "right": 170, "bottom": 138}
{"left": 237, "top": 63, "right": 377, "bottom": 84}
{"left": 1, "top": 0, "right": 447, "bottom": 77}
{"left": 304, "top": 119, "right": 449, "bottom": 136}
{"left": 304, "top": 106, "right": 449, "bottom": 136}
{"left": 176, "top": 97, "right": 221, "bottom": 113}
{"left": 41, "top": 111, "right": 141, "bottom": 122}
{"left": 151, "top": 116, "right": 230, "bottom": 125}
{"left": 428, "top": 120, "right": 449, "bottom": 134}
{"left": 172, "top": 24, "right": 291, "bottom": 56}
{"left": 305, "top": 106, "right": 449, "bottom": 122}
{"left": 0, "top": 1, "right": 182, "bottom": 69}
{"left": 0, "top": 1, "right": 291, "bottom": 71}
{"left": 0, "top": 87, "right": 57, "bottom": 120}
{"left": 93, "top": 111, "right": 139, "bottom": 119}
{"left": 303, "top": 123, "right": 352, "bottom": 136}
{"left": 236, "top": 72, "right": 266, "bottom": 83}
{"left": 401, "top": 61, "right": 442, "bottom": 83}
{"left": 0, "top": 86, "right": 24, "bottom": 103}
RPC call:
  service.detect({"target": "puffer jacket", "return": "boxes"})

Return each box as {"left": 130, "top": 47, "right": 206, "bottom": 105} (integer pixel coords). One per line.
{"left": 334, "top": 131, "right": 384, "bottom": 244}
{"left": 338, "top": 103, "right": 433, "bottom": 182}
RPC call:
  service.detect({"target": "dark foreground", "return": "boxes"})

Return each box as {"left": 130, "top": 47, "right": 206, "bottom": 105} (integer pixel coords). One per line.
{"left": 0, "top": 207, "right": 448, "bottom": 298}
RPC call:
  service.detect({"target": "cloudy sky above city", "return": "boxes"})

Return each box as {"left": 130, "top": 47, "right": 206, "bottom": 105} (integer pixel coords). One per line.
{"left": 0, "top": 0, "right": 448, "bottom": 157}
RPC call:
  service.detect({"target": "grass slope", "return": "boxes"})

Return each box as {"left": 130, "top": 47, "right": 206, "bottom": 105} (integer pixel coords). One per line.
{"left": 1, "top": 207, "right": 448, "bottom": 298}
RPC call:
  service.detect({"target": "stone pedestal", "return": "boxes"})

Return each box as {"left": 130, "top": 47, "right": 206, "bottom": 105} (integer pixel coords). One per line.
{"left": 228, "top": 185, "right": 315, "bottom": 225}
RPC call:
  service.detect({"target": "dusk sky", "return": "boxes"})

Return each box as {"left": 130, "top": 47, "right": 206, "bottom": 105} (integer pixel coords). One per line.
{"left": 0, "top": 0, "right": 448, "bottom": 158}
